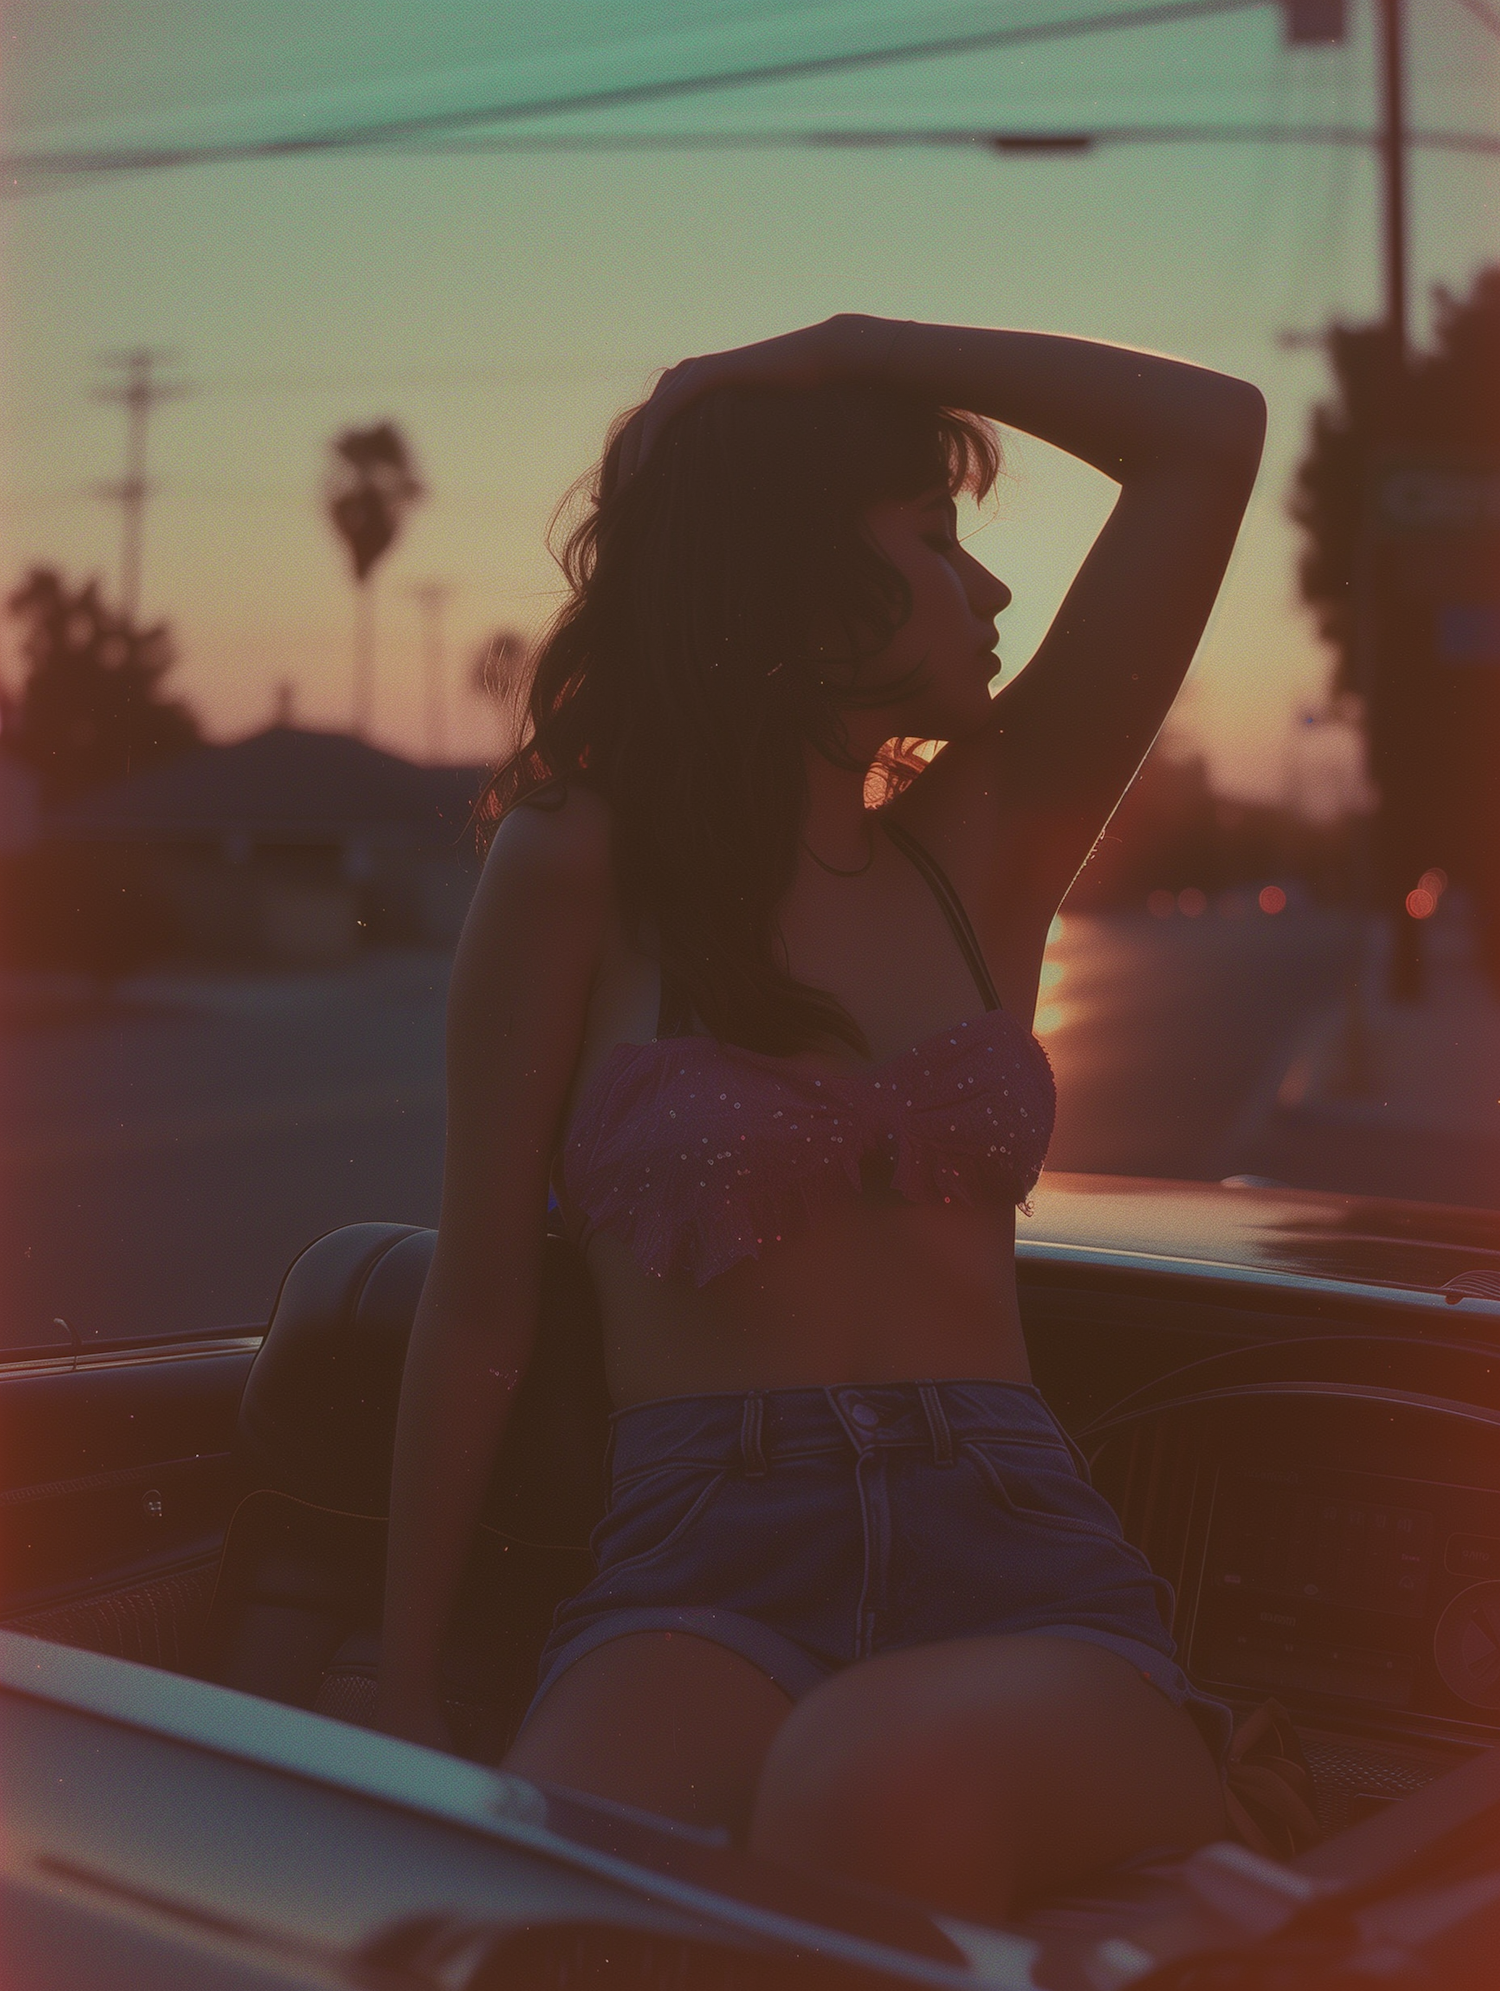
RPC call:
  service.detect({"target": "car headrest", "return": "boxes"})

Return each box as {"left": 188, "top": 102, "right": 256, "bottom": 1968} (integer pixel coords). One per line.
{"left": 236, "top": 1222, "right": 611, "bottom": 1549}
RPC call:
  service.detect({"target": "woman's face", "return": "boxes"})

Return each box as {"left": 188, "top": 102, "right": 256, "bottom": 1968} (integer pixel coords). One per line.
{"left": 854, "top": 484, "right": 1011, "bottom": 740}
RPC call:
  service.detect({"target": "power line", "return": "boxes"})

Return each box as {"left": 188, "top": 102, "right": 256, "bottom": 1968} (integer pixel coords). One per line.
{"left": 379, "top": 122, "right": 1500, "bottom": 160}
{"left": 90, "top": 348, "right": 190, "bottom": 620}
{"left": 197, "top": 361, "right": 652, "bottom": 395}
{"left": 16, "top": 120, "right": 1495, "bottom": 196}
{"left": 2, "top": 0, "right": 1271, "bottom": 188}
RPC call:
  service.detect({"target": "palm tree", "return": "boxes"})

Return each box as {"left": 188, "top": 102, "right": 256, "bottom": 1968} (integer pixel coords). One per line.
{"left": 324, "top": 423, "right": 424, "bottom": 738}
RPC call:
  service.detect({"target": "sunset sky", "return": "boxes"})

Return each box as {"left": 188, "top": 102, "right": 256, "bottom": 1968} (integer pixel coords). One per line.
{"left": 3, "top": 0, "right": 1497, "bottom": 800}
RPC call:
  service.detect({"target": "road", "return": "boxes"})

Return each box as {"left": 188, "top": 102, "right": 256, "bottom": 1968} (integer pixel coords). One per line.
{"left": 1041, "top": 901, "right": 1362, "bottom": 1182}
{"left": 2, "top": 906, "right": 1367, "bottom": 1348}
{"left": 3, "top": 955, "right": 450, "bottom": 1352}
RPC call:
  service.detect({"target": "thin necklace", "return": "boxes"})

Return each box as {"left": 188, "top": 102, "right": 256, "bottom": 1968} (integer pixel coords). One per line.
{"left": 801, "top": 824, "right": 876, "bottom": 877}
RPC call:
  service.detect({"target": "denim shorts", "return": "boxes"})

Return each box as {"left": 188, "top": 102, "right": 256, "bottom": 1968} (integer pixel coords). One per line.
{"left": 529, "top": 1380, "right": 1234, "bottom": 1773}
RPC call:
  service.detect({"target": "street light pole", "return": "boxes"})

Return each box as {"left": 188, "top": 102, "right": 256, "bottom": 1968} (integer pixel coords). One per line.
{"left": 408, "top": 581, "right": 455, "bottom": 763}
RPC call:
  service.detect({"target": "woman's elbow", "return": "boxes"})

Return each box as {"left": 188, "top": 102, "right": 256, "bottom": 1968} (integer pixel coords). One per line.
{"left": 1207, "top": 377, "right": 1267, "bottom": 474}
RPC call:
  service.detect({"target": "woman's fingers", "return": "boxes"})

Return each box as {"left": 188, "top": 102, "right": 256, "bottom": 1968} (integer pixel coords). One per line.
{"left": 618, "top": 321, "right": 848, "bottom": 484}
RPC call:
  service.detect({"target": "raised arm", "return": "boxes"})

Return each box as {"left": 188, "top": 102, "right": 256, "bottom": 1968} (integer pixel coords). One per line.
{"left": 622, "top": 314, "right": 1265, "bottom": 917}
{"left": 375, "top": 787, "right": 609, "bottom": 1748}
{"left": 844, "top": 313, "right": 1266, "bottom": 908}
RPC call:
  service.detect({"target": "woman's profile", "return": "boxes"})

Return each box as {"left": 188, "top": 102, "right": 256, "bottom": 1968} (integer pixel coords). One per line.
{"left": 375, "top": 313, "right": 1267, "bottom": 1923}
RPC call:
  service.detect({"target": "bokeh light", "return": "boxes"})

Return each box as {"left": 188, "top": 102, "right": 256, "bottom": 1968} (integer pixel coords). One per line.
{"left": 1258, "top": 885, "right": 1287, "bottom": 914}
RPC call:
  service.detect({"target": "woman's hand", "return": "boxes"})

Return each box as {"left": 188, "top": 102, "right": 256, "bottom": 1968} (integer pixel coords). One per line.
{"left": 617, "top": 314, "right": 893, "bottom": 482}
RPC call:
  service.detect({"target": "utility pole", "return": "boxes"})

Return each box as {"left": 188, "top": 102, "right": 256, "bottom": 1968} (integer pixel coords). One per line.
{"left": 1377, "top": 0, "right": 1408, "bottom": 366}
{"left": 1276, "top": 0, "right": 1414, "bottom": 1066}
{"left": 91, "top": 349, "right": 189, "bottom": 622}
{"left": 408, "top": 580, "right": 455, "bottom": 762}
{"left": 1374, "top": 0, "right": 1422, "bottom": 1001}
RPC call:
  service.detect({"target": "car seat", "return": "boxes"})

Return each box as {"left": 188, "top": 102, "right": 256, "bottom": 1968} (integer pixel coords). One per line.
{"left": 197, "top": 1220, "right": 608, "bottom": 1761}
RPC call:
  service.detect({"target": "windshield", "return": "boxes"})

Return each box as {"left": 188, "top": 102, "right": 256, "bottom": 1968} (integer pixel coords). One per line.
{"left": 3, "top": 2, "right": 1498, "bottom": 1348}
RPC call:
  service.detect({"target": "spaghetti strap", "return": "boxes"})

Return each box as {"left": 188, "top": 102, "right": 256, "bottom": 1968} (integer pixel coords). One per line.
{"left": 879, "top": 816, "right": 1002, "bottom": 1012}
{"left": 656, "top": 818, "right": 1000, "bottom": 1035}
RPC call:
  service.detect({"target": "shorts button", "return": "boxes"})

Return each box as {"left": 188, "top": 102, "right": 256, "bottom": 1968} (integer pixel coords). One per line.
{"left": 849, "top": 1403, "right": 881, "bottom": 1430}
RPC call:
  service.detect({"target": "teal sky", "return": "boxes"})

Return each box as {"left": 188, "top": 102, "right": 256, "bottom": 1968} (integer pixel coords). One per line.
{"left": 3, "top": 1, "right": 1498, "bottom": 798}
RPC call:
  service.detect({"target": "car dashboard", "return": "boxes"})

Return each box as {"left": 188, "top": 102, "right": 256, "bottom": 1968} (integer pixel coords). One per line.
{"left": 1019, "top": 1242, "right": 1500, "bottom": 1827}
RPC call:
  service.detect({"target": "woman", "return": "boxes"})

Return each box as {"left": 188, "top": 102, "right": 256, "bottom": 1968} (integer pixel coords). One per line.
{"left": 376, "top": 314, "right": 1266, "bottom": 1923}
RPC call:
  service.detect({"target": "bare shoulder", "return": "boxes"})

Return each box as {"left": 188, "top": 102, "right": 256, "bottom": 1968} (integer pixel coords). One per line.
{"left": 439, "top": 784, "right": 614, "bottom": 1244}
{"left": 459, "top": 783, "right": 613, "bottom": 947}
{"left": 448, "top": 784, "right": 614, "bottom": 1089}
{"left": 490, "top": 779, "right": 614, "bottom": 884}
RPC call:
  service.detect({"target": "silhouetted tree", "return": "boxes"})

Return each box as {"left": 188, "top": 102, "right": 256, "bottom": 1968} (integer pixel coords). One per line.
{"left": 324, "top": 422, "right": 424, "bottom": 738}
{"left": 1291, "top": 266, "right": 1500, "bottom": 993}
{"left": 0, "top": 566, "right": 200, "bottom": 802}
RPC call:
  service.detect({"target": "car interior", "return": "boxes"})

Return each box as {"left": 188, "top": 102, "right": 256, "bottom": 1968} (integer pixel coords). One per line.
{"left": 3, "top": 1205, "right": 1499, "bottom": 1969}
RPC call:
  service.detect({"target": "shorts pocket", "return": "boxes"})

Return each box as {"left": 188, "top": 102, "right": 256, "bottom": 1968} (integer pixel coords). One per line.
{"left": 589, "top": 1463, "right": 731, "bottom": 1580}
{"left": 962, "top": 1441, "right": 1140, "bottom": 1555}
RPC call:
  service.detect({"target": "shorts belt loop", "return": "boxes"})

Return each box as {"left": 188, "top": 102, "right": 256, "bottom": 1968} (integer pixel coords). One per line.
{"left": 918, "top": 1382, "right": 955, "bottom": 1466}
{"left": 739, "top": 1392, "right": 768, "bottom": 1478}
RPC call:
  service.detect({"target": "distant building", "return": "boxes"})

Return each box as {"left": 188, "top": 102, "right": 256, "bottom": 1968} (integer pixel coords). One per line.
{"left": 41, "top": 726, "right": 489, "bottom": 967}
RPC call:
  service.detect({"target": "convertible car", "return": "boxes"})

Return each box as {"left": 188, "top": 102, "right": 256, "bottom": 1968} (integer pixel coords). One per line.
{"left": 4, "top": 1173, "right": 1499, "bottom": 1988}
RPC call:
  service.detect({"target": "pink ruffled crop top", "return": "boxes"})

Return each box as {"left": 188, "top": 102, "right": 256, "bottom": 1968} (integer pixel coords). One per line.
{"left": 557, "top": 816, "right": 1056, "bottom": 1287}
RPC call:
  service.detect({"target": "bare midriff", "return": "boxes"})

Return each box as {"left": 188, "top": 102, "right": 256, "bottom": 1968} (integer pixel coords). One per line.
{"left": 577, "top": 1190, "right": 1031, "bottom": 1407}
{"left": 550, "top": 820, "right": 1045, "bottom": 1407}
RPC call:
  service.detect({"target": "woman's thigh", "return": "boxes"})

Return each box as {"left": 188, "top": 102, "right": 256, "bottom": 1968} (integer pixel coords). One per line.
{"left": 503, "top": 1631, "right": 793, "bottom": 1839}
{"left": 750, "top": 1633, "right": 1227, "bottom": 1922}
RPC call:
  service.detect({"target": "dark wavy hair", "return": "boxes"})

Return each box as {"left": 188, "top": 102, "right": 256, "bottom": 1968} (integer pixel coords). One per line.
{"left": 478, "top": 379, "right": 1001, "bottom": 1057}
